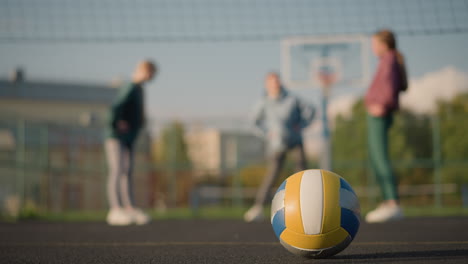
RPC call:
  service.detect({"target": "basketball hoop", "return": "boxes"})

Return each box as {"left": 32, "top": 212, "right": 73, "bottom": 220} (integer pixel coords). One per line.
{"left": 314, "top": 60, "right": 339, "bottom": 97}
{"left": 317, "top": 70, "right": 337, "bottom": 96}
{"left": 310, "top": 57, "right": 342, "bottom": 96}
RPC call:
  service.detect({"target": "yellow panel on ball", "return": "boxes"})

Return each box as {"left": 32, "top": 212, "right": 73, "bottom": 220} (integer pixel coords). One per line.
{"left": 284, "top": 171, "right": 304, "bottom": 234}
{"left": 280, "top": 227, "right": 349, "bottom": 250}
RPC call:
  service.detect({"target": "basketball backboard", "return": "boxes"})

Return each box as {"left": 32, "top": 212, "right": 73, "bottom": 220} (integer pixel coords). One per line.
{"left": 281, "top": 35, "right": 370, "bottom": 91}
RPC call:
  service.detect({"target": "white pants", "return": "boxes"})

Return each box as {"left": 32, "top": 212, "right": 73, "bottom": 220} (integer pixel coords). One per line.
{"left": 105, "top": 139, "right": 135, "bottom": 209}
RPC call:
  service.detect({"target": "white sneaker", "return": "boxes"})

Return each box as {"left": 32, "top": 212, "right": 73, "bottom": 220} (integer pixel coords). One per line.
{"left": 244, "top": 205, "right": 265, "bottom": 223}
{"left": 128, "top": 208, "right": 151, "bottom": 225}
{"left": 365, "top": 204, "right": 404, "bottom": 223}
{"left": 106, "top": 208, "right": 133, "bottom": 226}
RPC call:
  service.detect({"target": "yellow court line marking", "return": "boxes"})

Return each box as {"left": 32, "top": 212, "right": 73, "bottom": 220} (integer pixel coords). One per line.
{"left": 1, "top": 241, "right": 468, "bottom": 247}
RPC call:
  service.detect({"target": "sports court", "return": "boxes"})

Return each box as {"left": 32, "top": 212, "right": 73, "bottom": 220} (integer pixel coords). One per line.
{"left": 1, "top": 1, "right": 468, "bottom": 263}
{"left": 1, "top": 217, "right": 467, "bottom": 263}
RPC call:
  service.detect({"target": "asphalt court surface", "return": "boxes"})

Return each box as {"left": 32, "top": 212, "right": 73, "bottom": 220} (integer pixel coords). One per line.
{"left": 1, "top": 217, "right": 467, "bottom": 263}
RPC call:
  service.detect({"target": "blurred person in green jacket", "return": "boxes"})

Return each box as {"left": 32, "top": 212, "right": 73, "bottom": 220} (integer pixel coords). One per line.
{"left": 105, "top": 60, "right": 156, "bottom": 226}
{"left": 244, "top": 72, "right": 316, "bottom": 222}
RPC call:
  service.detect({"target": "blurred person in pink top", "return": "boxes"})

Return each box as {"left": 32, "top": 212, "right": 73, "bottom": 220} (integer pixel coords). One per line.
{"left": 365, "top": 29, "right": 408, "bottom": 223}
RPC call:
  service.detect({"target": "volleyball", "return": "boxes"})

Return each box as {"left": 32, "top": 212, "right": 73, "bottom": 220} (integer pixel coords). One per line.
{"left": 271, "top": 169, "right": 360, "bottom": 258}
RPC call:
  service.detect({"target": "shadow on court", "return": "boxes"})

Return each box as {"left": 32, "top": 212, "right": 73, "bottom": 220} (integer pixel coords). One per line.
{"left": 334, "top": 249, "right": 468, "bottom": 262}
{"left": 0, "top": 217, "right": 467, "bottom": 263}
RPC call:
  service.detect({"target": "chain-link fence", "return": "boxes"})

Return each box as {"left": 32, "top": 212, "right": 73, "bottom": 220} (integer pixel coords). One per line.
{"left": 1, "top": 0, "right": 467, "bottom": 43}
{"left": 1, "top": 110, "right": 467, "bottom": 218}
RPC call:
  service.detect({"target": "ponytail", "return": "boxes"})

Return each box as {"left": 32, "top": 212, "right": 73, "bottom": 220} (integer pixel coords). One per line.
{"left": 396, "top": 51, "right": 408, "bottom": 92}
{"left": 374, "top": 29, "right": 409, "bottom": 92}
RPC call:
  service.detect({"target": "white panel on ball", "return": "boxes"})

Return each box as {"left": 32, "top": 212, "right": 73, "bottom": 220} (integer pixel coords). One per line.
{"left": 300, "top": 170, "right": 324, "bottom": 235}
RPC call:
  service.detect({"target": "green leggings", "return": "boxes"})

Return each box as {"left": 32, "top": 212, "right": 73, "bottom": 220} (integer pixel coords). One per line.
{"left": 367, "top": 114, "right": 399, "bottom": 201}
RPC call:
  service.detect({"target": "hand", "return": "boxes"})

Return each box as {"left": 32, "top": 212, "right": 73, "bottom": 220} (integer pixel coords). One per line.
{"left": 293, "top": 124, "right": 301, "bottom": 132}
{"left": 117, "top": 120, "right": 129, "bottom": 133}
{"left": 268, "top": 132, "right": 277, "bottom": 139}
{"left": 368, "top": 104, "right": 385, "bottom": 117}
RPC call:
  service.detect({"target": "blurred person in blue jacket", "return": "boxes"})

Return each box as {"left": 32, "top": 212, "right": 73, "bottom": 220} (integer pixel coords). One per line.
{"left": 244, "top": 72, "right": 316, "bottom": 222}
{"left": 105, "top": 60, "right": 156, "bottom": 226}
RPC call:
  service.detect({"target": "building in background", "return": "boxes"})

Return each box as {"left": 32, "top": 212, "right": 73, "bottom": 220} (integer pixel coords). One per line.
{"left": 185, "top": 127, "right": 265, "bottom": 178}
{"left": 0, "top": 68, "right": 154, "bottom": 213}
{"left": 0, "top": 68, "right": 117, "bottom": 125}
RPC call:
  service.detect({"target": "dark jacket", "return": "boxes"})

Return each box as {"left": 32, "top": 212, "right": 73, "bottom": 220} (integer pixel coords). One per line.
{"left": 107, "top": 82, "right": 145, "bottom": 148}
{"left": 365, "top": 50, "right": 405, "bottom": 115}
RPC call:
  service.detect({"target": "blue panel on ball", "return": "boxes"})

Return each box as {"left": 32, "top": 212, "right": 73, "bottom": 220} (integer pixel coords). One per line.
{"left": 340, "top": 178, "right": 356, "bottom": 195}
{"left": 272, "top": 208, "right": 286, "bottom": 238}
{"left": 276, "top": 180, "right": 287, "bottom": 193}
{"left": 340, "top": 208, "right": 360, "bottom": 239}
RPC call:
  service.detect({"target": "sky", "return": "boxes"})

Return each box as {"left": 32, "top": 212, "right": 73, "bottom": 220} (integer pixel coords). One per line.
{"left": 2, "top": 34, "right": 468, "bottom": 121}
{"left": 1, "top": 1, "right": 468, "bottom": 130}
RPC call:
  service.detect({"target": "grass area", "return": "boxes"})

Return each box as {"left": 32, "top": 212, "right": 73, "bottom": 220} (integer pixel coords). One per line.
{"left": 1, "top": 206, "right": 468, "bottom": 222}
{"left": 0, "top": 207, "right": 246, "bottom": 222}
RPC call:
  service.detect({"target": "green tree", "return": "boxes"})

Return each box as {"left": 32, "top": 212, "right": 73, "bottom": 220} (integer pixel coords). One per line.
{"left": 331, "top": 100, "right": 368, "bottom": 186}
{"left": 438, "top": 93, "right": 468, "bottom": 185}
{"left": 332, "top": 94, "right": 468, "bottom": 205}
{"left": 153, "top": 121, "right": 190, "bottom": 168}
{"left": 332, "top": 99, "right": 433, "bottom": 187}
{"left": 389, "top": 110, "right": 432, "bottom": 185}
